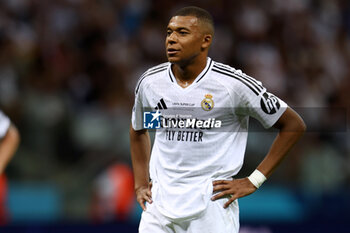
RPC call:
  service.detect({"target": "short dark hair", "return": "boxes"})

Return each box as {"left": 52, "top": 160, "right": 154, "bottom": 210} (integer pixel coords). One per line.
{"left": 173, "top": 6, "right": 214, "bottom": 35}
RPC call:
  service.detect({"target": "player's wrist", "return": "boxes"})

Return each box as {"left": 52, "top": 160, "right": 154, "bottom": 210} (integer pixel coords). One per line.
{"left": 247, "top": 169, "right": 267, "bottom": 189}
{"left": 135, "top": 182, "right": 149, "bottom": 191}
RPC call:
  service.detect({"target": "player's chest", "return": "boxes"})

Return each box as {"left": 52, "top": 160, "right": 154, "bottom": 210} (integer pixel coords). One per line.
{"left": 144, "top": 81, "right": 233, "bottom": 113}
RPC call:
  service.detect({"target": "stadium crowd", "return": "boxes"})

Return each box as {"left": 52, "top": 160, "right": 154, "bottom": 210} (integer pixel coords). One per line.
{"left": 0, "top": 0, "right": 349, "bottom": 222}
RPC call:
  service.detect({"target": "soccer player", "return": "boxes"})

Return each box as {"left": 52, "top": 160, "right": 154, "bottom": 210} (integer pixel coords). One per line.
{"left": 130, "top": 6, "right": 306, "bottom": 233}
{"left": 0, "top": 110, "right": 20, "bottom": 224}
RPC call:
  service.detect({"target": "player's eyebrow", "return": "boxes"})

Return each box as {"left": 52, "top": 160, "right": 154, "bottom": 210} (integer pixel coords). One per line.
{"left": 167, "top": 26, "right": 190, "bottom": 31}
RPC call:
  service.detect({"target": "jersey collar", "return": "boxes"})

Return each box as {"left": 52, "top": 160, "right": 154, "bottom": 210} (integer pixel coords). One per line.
{"left": 168, "top": 57, "right": 213, "bottom": 86}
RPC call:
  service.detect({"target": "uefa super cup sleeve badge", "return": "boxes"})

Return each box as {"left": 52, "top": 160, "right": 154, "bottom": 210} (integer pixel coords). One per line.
{"left": 201, "top": 94, "right": 214, "bottom": 111}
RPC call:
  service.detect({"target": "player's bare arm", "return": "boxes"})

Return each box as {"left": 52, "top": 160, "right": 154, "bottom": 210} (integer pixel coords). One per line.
{"left": 130, "top": 126, "right": 153, "bottom": 211}
{"left": 212, "top": 107, "right": 306, "bottom": 208}
{"left": 0, "top": 124, "right": 20, "bottom": 174}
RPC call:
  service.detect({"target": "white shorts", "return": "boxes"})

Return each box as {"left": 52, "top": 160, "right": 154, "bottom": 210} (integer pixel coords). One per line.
{"left": 139, "top": 198, "right": 239, "bottom": 233}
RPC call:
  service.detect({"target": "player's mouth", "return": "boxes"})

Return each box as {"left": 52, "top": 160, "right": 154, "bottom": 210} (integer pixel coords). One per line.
{"left": 167, "top": 48, "right": 179, "bottom": 55}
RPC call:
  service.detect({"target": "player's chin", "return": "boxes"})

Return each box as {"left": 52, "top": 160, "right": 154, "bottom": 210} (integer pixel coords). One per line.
{"left": 167, "top": 56, "right": 181, "bottom": 64}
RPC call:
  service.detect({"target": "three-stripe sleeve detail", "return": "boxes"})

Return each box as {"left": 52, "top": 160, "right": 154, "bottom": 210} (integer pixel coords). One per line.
{"left": 212, "top": 64, "right": 263, "bottom": 96}
{"left": 214, "top": 63, "right": 263, "bottom": 89}
{"left": 135, "top": 63, "right": 169, "bottom": 94}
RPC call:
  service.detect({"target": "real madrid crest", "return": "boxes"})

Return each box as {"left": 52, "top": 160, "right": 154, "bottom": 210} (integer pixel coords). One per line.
{"left": 201, "top": 94, "right": 214, "bottom": 111}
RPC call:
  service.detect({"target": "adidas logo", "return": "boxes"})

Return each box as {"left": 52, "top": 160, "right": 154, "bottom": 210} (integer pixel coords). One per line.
{"left": 155, "top": 98, "right": 168, "bottom": 110}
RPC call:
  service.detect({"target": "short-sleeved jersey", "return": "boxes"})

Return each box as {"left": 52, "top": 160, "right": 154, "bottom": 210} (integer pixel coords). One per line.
{"left": 0, "top": 111, "right": 10, "bottom": 139}
{"left": 131, "top": 58, "right": 287, "bottom": 220}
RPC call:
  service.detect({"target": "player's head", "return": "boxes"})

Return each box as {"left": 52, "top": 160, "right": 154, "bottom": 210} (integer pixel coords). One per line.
{"left": 173, "top": 6, "right": 214, "bottom": 36}
{"left": 166, "top": 6, "right": 214, "bottom": 65}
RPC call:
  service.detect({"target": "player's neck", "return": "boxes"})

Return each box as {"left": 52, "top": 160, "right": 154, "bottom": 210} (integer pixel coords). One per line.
{"left": 172, "top": 57, "right": 207, "bottom": 87}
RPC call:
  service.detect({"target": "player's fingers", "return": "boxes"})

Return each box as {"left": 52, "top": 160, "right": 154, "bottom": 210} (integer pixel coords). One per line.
{"left": 146, "top": 189, "right": 152, "bottom": 197}
{"left": 211, "top": 190, "right": 231, "bottom": 201}
{"left": 141, "top": 202, "right": 147, "bottom": 211}
{"left": 145, "top": 192, "right": 153, "bottom": 203}
{"left": 223, "top": 196, "right": 237, "bottom": 209}
{"left": 212, "top": 180, "right": 228, "bottom": 186}
{"left": 212, "top": 184, "right": 228, "bottom": 192}
{"left": 137, "top": 191, "right": 152, "bottom": 205}
{"left": 138, "top": 198, "right": 147, "bottom": 211}
{"left": 140, "top": 191, "right": 151, "bottom": 203}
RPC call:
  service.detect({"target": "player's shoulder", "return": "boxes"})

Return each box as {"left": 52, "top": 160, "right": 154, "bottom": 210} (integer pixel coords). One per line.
{"left": 211, "top": 60, "right": 264, "bottom": 96}
{"left": 0, "top": 109, "right": 10, "bottom": 137}
{"left": 143, "top": 62, "right": 169, "bottom": 75}
{"left": 0, "top": 109, "right": 8, "bottom": 119}
{"left": 212, "top": 61, "right": 246, "bottom": 81}
{"left": 135, "top": 62, "right": 169, "bottom": 94}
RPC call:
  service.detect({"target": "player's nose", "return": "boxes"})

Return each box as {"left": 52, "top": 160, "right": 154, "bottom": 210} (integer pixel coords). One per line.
{"left": 167, "top": 33, "right": 177, "bottom": 44}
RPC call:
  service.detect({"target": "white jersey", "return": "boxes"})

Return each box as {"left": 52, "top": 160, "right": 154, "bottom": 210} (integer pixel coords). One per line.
{"left": 131, "top": 57, "right": 287, "bottom": 219}
{"left": 0, "top": 110, "right": 10, "bottom": 139}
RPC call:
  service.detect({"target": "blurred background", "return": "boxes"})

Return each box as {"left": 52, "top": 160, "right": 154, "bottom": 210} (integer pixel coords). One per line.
{"left": 0, "top": 0, "right": 349, "bottom": 232}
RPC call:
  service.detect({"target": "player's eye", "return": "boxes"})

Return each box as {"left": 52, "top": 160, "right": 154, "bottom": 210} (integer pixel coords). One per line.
{"left": 167, "top": 30, "right": 172, "bottom": 36}
{"left": 179, "top": 31, "right": 188, "bottom": 35}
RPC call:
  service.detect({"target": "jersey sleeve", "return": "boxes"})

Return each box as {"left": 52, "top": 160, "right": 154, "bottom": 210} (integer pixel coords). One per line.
{"left": 0, "top": 110, "right": 10, "bottom": 139}
{"left": 233, "top": 71, "right": 288, "bottom": 129}
{"left": 131, "top": 80, "right": 145, "bottom": 131}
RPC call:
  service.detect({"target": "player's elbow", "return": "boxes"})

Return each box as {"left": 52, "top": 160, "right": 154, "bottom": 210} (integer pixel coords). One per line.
{"left": 275, "top": 107, "right": 306, "bottom": 136}
{"left": 299, "top": 118, "right": 307, "bottom": 133}
{"left": 294, "top": 117, "right": 306, "bottom": 137}
{"left": 286, "top": 111, "right": 306, "bottom": 137}
{"left": 7, "top": 124, "right": 21, "bottom": 147}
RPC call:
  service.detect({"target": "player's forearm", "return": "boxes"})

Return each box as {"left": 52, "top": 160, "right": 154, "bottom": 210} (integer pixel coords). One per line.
{"left": 0, "top": 125, "right": 20, "bottom": 174}
{"left": 256, "top": 108, "right": 306, "bottom": 178}
{"left": 257, "top": 129, "right": 304, "bottom": 178}
{"left": 130, "top": 126, "right": 151, "bottom": 190}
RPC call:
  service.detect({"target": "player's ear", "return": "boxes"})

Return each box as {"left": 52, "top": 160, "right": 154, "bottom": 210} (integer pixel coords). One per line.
{"left": 201, "top": 34, "right": 212, "bottom": 50}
